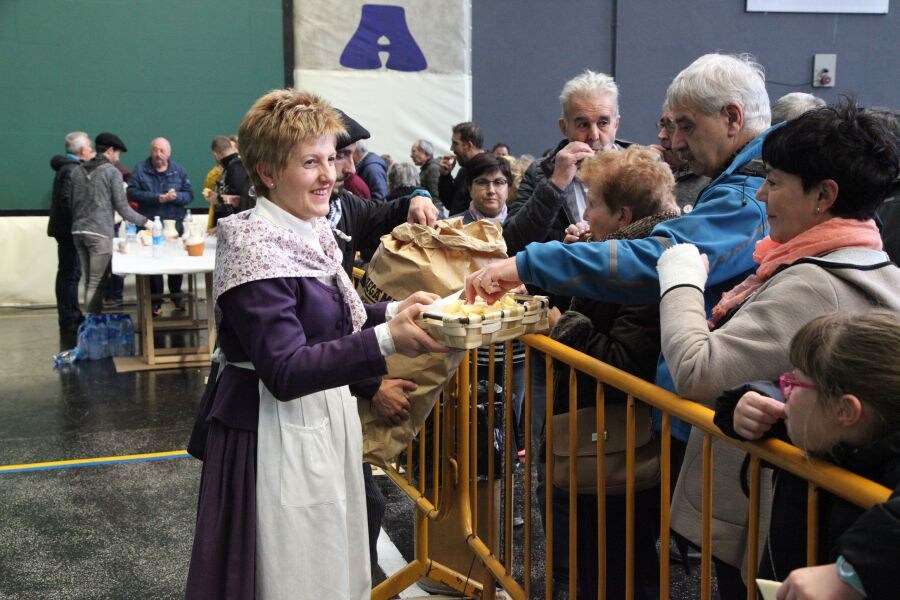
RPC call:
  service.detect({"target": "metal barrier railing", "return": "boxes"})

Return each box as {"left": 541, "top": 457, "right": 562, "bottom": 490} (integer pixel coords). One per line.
{"left": 371, "top": 333, "right": 892, "bottom": 600}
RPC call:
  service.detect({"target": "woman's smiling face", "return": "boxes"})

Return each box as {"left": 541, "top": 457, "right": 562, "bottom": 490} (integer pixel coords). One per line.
{"left": 268, "top": 134, "right": 337, "bottom": 221}
{"left": 756, "top": 167, "right": 823, "bottom": 243}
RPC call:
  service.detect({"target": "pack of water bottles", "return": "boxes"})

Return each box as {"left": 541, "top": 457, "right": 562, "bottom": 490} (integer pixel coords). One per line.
{"left": 53, "top": 314, "right": 135, "bottom": 366}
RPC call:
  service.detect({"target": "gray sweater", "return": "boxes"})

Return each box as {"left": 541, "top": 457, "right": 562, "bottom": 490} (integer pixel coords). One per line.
{"left": 71, "top": 156, "right": 149, "bottom": 238}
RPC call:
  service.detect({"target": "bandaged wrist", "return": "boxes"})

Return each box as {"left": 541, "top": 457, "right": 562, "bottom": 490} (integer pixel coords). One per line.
{"left": 657, "top": 243, "right": 707, "bottom": 297}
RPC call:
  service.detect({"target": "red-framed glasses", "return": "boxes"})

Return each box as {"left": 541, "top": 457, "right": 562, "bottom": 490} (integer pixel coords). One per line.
{"left": 779, "top": 371, "right": 816, "bottom": 398}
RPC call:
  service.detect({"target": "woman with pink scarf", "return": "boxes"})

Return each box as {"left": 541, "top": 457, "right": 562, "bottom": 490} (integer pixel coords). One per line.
{"left": 654, "top": 101, "right": 900, "bottom": 583}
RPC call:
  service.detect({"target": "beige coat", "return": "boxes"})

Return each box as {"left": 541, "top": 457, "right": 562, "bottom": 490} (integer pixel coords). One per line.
{"left": 661, "top": 247, "right": 900, "bottom": 569}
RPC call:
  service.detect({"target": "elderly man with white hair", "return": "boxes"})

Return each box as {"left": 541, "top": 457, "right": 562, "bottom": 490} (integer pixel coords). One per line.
{"left": 771, "top": 91, "right": 826, "bottom": 124}
{"left": 410, "top": 139, "right": 441, "bottom": 204}
{"left": 353, "top": 138, "right": 388, "bottom": 199}
{"left": 465, "top": 53, "right": 775, "bottom": 597}
{"left": 49, "top": 131, "right": 95, "bottom": 333}
{"left": 506, "top": 69, "right": 628, "bottom": 254}
{"left": 128, "top": 137, "right": 194, "bottom": 316}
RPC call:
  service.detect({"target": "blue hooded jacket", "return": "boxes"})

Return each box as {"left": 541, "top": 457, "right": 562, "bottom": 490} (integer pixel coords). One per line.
{"left": 515, "top": 127, "right": 774, "bottom": 440}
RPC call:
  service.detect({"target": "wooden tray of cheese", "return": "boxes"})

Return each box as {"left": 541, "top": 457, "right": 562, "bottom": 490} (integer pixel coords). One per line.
{"left": 420, "top": 292, "right": 549, "bottom": 349}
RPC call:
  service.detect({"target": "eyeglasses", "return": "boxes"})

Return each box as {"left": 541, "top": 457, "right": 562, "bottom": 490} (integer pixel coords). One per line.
{"left": 779, "top": 371, "right": 816, "bottom": 398}
{"left": 473, "top": 178, "right": 508, "bottom": 188}
{"left": 656, "top": 119, "right": 676, "bottom": 132}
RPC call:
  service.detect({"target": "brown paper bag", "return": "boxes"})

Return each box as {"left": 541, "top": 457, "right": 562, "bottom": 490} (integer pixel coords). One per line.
{"left": 357, "top": 217, "right": 508, "bottom": 467}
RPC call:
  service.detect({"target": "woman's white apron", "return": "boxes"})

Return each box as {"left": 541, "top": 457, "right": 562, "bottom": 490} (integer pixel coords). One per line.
{"left": 236, "top": 358, "right": 369, "bottom": 599}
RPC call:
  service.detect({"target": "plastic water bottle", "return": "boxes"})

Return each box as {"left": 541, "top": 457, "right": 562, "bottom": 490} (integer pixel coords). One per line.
{"left": 53, "top": 346, "right": 83, "bottom": 366}
{"left": 106, "top": 314, "right": 134, "bottom": 357}
{"left": 152, "top": 216, "right": 163, "bottom": 258}
{"left": 119, "top": 315, "right": 134, "bottom": 356}
{"left": 80, "top": 316, "right": 108, "bottom": 360}
{"left": 125, "top": 221, "right": 138, "bottom": 253}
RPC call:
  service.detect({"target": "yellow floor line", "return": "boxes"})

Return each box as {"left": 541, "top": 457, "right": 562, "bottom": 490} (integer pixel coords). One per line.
{"left": 0, "top": 449, "right": 190, "bottom": 473}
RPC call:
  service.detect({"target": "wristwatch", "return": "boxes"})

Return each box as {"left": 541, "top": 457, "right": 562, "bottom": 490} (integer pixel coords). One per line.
{"left": 836, "top": 554, "right": 866, "bottom": 597}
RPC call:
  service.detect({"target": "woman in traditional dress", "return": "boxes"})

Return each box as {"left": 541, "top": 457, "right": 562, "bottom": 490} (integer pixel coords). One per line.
{"left": 186, "top": 89, "right": 446, "bottom": 599}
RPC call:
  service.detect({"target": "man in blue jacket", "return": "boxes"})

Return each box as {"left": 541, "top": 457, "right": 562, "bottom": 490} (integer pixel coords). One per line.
{"left": 128, "top": 137, "right": 194, "bottom": 315}
{"left": 466, "top": 52, "right": 773, "bottom": 598}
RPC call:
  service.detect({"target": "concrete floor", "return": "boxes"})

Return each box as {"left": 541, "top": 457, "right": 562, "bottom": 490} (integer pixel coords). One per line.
{"left": 0, "top": 304, "right": 206, "bottom": 599}
{"left": 0, "top": 304, "right": 714, "bottom": 599}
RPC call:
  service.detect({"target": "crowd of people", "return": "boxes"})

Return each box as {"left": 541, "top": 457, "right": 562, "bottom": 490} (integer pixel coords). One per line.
{"left": 465, "top": 54, "right": 898, "bottom": 600}
{"left": 46, "top": 50, "right": 900, "bottom": 600}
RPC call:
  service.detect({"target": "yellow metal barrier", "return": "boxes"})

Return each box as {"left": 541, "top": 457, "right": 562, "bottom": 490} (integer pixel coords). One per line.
{"left": 372, "top": 333, "right": 892, "bottom": 599}
{"left": 351, "top": 266, "right": 366, "bottom": 287}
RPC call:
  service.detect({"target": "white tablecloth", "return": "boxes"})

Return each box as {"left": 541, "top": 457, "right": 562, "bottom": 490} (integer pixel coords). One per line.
{"left": 112, "top": 238, "right": 215, "bottom": 276}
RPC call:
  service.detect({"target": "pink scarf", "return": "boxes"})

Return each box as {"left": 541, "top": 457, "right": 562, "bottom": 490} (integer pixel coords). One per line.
{"left": 213, "top": 211, "right": 367, "bottom": 332}
{"left": 710, "top": 218, "right": 883, "bottom": 327}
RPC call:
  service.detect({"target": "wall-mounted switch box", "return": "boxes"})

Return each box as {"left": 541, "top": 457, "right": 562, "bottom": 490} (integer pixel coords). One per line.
{"left": 813, "top": 53, "right": 836, "bottom": 87}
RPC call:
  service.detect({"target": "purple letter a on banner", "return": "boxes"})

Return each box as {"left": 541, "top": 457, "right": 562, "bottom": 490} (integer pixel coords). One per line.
{"left": 340, "top": 4, "right": 427, "bottom": 72}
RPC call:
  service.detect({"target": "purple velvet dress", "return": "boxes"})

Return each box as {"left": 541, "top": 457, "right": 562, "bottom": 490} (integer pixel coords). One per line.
{"left": 185, "top": 276, "right": 388, "bottom": 599}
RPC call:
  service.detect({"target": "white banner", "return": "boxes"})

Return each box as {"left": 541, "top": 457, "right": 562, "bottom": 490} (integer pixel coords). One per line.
{"left": 747, "top": 0, "right": 888, "bottom": 13}
{"left": 294, "top": 1, "right": 471, "bottom": 163}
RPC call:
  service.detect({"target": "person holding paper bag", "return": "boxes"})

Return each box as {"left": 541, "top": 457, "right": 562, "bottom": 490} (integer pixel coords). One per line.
{"left": 185, "top": 89, "right": 447, "bottom": 600}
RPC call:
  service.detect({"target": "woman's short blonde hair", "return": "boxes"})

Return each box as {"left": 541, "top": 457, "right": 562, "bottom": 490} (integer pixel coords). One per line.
{"left": 238, "top": 89, "right": 345, "bottom": 196}
{"left": 578, "top": 145, "right": 675, "bottom": 221}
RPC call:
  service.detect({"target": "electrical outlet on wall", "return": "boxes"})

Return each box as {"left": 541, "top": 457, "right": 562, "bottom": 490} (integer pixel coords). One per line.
{"left": 813, "top": 54, "right": 836, "bottom": 87}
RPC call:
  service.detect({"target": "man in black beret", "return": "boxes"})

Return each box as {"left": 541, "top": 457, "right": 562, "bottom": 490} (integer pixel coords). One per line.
{"left": 329, "top": 108, "right": 438, "bottom": 580}
{"left": 327, "top": 108, "right": 437, "bottom": 274}
{"left": 94, "top": 132, "right": 131, "bottom": 308}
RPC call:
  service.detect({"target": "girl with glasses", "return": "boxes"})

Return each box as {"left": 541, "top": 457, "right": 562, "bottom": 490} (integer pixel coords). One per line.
{"left": 713, "top": 311, "right": 900, "bottom": 600}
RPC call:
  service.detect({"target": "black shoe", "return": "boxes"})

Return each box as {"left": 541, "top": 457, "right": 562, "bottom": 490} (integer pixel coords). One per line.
{"left": 152, "top": 306, "right": 163, "bottom": 317}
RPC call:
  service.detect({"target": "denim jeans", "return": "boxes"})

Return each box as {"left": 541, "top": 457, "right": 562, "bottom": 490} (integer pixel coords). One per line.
{"left": 54, "top": 236, "right": 83, "bottom": 328}
{"left": 106, "top": 273, "right": 124, "bottom": 303}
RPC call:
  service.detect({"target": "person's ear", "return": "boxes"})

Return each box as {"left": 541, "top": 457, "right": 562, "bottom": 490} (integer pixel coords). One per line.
{"left": 256, "top": 164, "right": 276, "bottom": 189}
{"left": 558, "top": 116, "right": 568, "bottom": 138}
{"left": 723, "top": 103, "right": 744, "bottom": 136}
{"left": 618, "top": 205, "right": 634, "bottom": 228}
{"left": 836, "top": 393, "right": 864, "bottom": 428}
{"left": 816, "top": 179, "right": 839, "bottom": 213}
